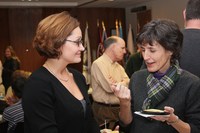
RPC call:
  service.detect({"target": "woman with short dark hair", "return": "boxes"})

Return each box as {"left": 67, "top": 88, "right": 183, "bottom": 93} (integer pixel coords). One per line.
{"left": 112, "top": 19, "right": 200, "bottom": 133}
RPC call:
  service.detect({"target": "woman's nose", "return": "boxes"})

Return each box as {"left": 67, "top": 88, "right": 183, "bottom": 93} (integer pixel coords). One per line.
{"left": 142, "top": 51, "right": 150, "bottom": 60}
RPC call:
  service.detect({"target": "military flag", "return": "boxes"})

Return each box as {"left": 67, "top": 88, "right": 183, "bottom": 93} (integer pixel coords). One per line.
{"left": 127, "top": 24, "right": 135, "bottom": 54}
{"left": 115, "top": 19, "right": 119, "bottom": 37}
{"left": 119, "top": 20, "right": 123, "bottom": 38}
{"left": 97, "top": 21, "right": 107, "bottom": 57}
{"left": 82, "top": 22, "right": 91, "bottom": 85}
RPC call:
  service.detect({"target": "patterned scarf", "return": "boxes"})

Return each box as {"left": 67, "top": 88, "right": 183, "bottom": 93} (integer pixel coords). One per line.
{"left": 142, "top": 61, "right": 182, "bottom": 110}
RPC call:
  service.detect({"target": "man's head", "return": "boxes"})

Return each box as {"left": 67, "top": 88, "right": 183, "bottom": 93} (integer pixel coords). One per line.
{"left": 11, "top": 70, "right": 30, "bottom": 99}
{"left": 183, "top": 0, "right": 200, "bottom": 29}
{"left": 185, "top": 0, "right": 200, "bottom": 21}
{"left": 103, "top": 36, "right": 126, "bottom": 62}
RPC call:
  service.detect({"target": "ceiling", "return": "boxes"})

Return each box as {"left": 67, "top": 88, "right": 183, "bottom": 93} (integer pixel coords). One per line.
{"left": 0, "top": 0, "right": 152, "bottom": 8}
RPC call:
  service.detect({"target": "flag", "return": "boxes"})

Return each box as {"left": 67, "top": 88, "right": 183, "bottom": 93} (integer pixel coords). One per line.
{"left": 97, "top": 21, "right": 107, "bottom": 57}
{"left": 119, "top": 20, "right": 123, "bottom": 38}
{"left": 101, "top": 21, "right": 107, "bottom": 43}
{"left": 127, "top": 24, "right": 135, "bottom": 54}
{"left": 115, "top": 19, "right": 119, "bottom": 37}
{"left": 82, "top": 22, "right": 91, "bottom": 85}
{"left": 97, "top": 19, "right": 102, "bottom": 44}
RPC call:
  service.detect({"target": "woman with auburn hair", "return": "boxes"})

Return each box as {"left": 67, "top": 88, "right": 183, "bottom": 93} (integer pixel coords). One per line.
{"left": 22, "top": 11, "right": 100, "bottom": 133}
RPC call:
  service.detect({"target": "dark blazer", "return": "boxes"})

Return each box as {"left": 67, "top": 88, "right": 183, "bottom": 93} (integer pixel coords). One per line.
{"left": 125, "top": 69, "right": 200, "bottom": 133}
{"left": 22, "top": 67, "right": 99, "bottom": 133}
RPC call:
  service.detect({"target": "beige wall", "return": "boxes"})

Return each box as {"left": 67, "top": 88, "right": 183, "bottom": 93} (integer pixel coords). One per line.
{"left": 125, "top": 0, "right": 188, "bottom": 39}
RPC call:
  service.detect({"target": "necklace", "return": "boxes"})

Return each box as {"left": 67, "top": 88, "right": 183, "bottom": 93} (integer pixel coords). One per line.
{"left": 45, "top": 63, "right": 69, "bottom": 82}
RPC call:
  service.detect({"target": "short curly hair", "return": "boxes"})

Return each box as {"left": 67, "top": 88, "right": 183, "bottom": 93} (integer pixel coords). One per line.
{"left": 33, "top": 11, "right": 79, "bottom": 58}
{"left": 136, "top": 19, "right": 183, "bottom": 65}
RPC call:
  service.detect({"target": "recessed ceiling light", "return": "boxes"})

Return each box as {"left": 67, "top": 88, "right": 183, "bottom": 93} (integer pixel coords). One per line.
{"left": 108, "top": 0, "right": 114, "bottom": 1}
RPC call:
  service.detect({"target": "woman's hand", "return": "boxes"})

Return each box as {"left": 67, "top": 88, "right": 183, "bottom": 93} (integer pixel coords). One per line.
{"left": 150, "top": 106, "right": 179, "bottom": 124}
{"left": 110, "top": 83, "right": 131, "bottom": 103}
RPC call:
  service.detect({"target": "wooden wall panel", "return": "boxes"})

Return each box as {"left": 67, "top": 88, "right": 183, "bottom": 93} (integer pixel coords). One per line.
{"left": 8, "top": 8, "right": 45, "bottom": 72}
{"left": 0, "top": 9, "right": 9, "bottom": 59}
{"left": 137, "top": 10, "right": 152, "bottom": 33}
{"left": 0, "top": 8, "right": 125, "bottom": 72}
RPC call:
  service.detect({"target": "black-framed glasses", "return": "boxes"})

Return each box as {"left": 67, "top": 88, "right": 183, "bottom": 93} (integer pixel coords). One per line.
{"left": 65, "top": 39, "right": 83, "bottom": 47}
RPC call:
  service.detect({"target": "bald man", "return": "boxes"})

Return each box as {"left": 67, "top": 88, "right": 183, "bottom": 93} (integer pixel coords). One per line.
{"left": 91, "top": 36, "right": 129, "bottom": 129}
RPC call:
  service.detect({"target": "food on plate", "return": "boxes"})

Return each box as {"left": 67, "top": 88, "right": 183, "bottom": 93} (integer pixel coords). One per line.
{"left": 142, "top": 109, "right": 170, "bottom": 115}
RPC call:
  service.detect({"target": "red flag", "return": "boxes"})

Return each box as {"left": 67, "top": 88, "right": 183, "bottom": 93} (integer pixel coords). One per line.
{"left": 97, "top": 21, "right": 107, "bottom": 57}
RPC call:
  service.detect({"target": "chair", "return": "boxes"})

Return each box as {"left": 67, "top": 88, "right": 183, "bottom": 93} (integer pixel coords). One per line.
{"left": 0, "top": 121, "right": 8, "bottom": 133}
{"left": 15, "top": 122, "right": 24, "bottom": 133}
{"left": 0, "top": 100, "right": 9, "bottom": 114}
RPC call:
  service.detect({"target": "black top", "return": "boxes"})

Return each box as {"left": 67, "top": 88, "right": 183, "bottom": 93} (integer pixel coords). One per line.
{"left": 180, "top": 29, "right": 200, "bottom": 78}
{"left": 22, "top": 67, "right": 99, "bottom": 133}
{"left": 2, "top": 58, "right": 20, "bottom": 90}
{"left": 125, "top": 52, "right": 143, "bottom": 78}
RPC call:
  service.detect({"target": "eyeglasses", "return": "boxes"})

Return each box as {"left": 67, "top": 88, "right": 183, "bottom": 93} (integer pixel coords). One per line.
{"left": 65, "top": 39, "right": 83, "bottom": 47}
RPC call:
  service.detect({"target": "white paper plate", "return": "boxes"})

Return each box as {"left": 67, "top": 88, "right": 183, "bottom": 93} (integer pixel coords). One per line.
{"left": 134, "top": 111, "right": 170, "bottom": 118}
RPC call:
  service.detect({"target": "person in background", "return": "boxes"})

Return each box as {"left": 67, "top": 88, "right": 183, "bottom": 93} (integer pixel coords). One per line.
{"left": 22, "top": 11, "right": 99, "bottom": 133}
{"left": 91, "top": 36, "right": 129, "bottom": 129}
{"left": 3, "top": 70, "right": 28, "bottom": 133}
{"left": 2, "top": 46, "right": 20, "bottom": 93}
{"left": 125, "top": 48, "right": 143, "bottom": 78}
{"left": 112, "top": 19, "right": 200, "bottom": 133}
{"left": 0, "top": 60, "right": 5, "bottom": 98}
{"left": 180, "top": 0, "right": 200, "bottom": 78}
{"left": 5, "top": 70, "right": 31, "bottom": 105}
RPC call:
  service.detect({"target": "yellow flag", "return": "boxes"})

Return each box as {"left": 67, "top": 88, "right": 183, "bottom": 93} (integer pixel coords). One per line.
{"left": 127, "top": 24, "right": 135, "bottom": 54}
{"left": 82, "top": 22, "right": 91, "bottom": 85}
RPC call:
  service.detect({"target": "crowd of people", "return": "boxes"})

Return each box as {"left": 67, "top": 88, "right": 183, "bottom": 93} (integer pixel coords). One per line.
{"left": 0, "top": 0, "right": 200, "bottom": 133}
